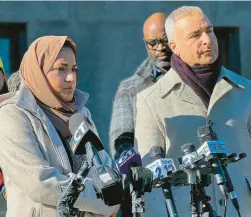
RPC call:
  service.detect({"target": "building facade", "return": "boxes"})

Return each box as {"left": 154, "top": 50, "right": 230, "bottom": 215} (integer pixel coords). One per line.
{"left": 0, "top": 1, "right": 250, "bottom": 214}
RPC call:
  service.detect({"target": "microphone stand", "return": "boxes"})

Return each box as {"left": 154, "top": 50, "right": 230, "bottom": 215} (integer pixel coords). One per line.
{"left": 129, "top": 167, "right": 153, "bottom": 217}
{"left": 130, "top": 182, "right": 144, "bottom": 217}
{"left": 190, "top": 176, "right": 220, "bottom": 217}
{"left": 195, "top": 176, "right": 219, "bottom": 217}
{"left": 182, "top": 157, "right": 220, "bottom": 217}
{"left": 162, "top": 182, "right": 179, "bottom": 217}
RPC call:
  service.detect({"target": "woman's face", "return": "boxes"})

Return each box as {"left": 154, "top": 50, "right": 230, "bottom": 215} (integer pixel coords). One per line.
{"left": 46, "top": 47, "right": 77, "bottom": 102}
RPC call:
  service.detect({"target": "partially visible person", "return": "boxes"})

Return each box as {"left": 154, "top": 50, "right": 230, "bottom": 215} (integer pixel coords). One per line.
{"left": 109, "top": 12, "right": 172, "bottom": 159}
{"left": 0, "top": 36, "right": 119, "bottom": 217}
{"left": 7, "top": 71, "right": 20, "bottom": 92}
{"left": 0, "top": 58, "right": 8, "bottom": 203}
{"left": 109, "top": 12, "right": 172, "bottom": 217}
{"left": 0, "top": 58, "right": 9, "bottom": 95}
{"left": 135, "top": 6, "right": 251, "bottom": 217}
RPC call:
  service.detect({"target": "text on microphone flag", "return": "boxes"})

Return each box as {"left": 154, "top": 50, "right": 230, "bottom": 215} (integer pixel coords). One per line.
{"left": 197, "top": 140, "right": 228, "bottom": 156}
{"left": 146, "top": 159, "right": 177, "bottom": 180}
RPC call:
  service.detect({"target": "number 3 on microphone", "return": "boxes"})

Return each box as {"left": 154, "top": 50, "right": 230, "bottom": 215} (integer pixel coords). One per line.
{"left": 164, "top": 160, "right": 175, "bottom": 173}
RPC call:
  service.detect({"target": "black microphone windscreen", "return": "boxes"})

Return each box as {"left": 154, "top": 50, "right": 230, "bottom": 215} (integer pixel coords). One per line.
{"left": 69, "top": 113, "right": 104, "bottom": 154}
{"left": 181, "top": 143, "right": 196, "bottom": 156}
{"left": 129, "top": 167, "right": 153, "bottom": 193}
{"left": 149, "top": 146, "right": 165, "bottom": 161}
{"left": 197, "top": 125, "right": 217, "bottom": 144}
{"left": 69, "top": 113, "right": 85, "bottom": 135}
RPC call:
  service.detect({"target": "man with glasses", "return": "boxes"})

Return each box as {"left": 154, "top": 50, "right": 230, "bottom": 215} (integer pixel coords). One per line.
{"left": 109, "top": 12, "right": 172, "bottom": 216}
{"left": 109, "top": 12, "right": 172, "bottom": 160}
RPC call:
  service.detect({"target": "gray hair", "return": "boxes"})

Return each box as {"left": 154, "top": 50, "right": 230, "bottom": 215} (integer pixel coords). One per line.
{"left": 165, "top": 6, "right": 204, "bottom": 41}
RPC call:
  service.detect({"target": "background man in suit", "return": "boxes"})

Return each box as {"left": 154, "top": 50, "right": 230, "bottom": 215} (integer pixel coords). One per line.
{"left": 109, "top": 12, "right": 172, "bottom": 217}
{"left": 135, "top": 6, "right": 251, "bottom": 217}
{"left": 109, "top": 12, "right": 172, "bottom": 159}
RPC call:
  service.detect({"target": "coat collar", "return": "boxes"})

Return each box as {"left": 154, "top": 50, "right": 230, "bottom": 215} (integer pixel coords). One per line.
{"left": 136, "top": 57, "right": 154, "bottom": 79}
{"left": 208, "top": 66, "right": 244, "bottom": 113}
{"left": 13, "top": 82, "right": 90, "bottom": 173}
{"left": 159, "top": 67, "right": 182, "bottom": 98}
{"left": 159, "top": 66, "right": 244, "bottom": 112}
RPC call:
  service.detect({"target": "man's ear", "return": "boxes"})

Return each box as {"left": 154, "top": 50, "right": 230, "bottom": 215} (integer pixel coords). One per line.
{"left": 168, "top": 41, "right": 179, "bottom": 56}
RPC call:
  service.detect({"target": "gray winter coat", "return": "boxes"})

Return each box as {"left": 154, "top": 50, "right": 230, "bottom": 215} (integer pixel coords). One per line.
{"left": 109, "top": 58, "right": 155, "bottom": 156}
{"left": 0, "top": 82, "right": 118, "bottom": 217}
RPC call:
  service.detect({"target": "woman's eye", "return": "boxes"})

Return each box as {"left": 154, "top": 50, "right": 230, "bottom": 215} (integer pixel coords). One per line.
{"left": 72, "top": 68, "right": 78, "bottom": 73}
{"left": 207, "top": 29, "right": 213, "bottom": 33}
{"left": 58, "top": 67, "right": 65, "bottom": 71}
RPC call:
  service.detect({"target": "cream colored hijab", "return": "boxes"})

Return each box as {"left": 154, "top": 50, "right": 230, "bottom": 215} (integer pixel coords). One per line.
{"left": 19, "top": 36, "right": 78, "bottom": 138}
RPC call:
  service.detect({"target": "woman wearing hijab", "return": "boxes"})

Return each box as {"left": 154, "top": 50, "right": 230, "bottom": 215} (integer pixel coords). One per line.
{"left": 0, "top": 36, "right": 119, "bottom": 217}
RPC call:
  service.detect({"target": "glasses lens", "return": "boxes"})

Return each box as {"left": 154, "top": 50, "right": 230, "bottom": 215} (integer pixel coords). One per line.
{"left": 145, "top": 38, "right": 168, "bottom": 47}
{"left": 146, "top": 39, "right": 158, "bottom": 47}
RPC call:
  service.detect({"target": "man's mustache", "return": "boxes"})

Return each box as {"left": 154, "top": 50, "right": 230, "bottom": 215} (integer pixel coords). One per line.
{"left": 154, "top": 50, "right": 172, "bottom": 59}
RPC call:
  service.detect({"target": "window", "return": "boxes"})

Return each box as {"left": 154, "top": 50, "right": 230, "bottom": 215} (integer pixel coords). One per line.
{"left": 0, "top": 23, "right": 27, "bottom": 76}
{"left": 214, "top": 27, "right": 240, "bottom": 74}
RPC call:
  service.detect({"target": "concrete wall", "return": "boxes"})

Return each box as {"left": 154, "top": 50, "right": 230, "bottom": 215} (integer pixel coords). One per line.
{"left": 0, "top": 1, "right": 250, "bottom": 153}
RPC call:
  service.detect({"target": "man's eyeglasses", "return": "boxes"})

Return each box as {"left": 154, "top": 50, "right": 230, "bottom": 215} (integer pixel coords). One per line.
{"left": 144, "top": 37, "right": 169, "bottom": 47}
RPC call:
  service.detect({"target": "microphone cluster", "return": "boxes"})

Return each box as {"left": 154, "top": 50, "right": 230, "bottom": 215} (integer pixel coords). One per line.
{"left": 57, "top": 114, "right": 247, "bottom": 217}
{"left": 57, "top": 113, "right": 123, "bottom": 217}
{"left": 145, "top": 124, "right": 246, "bottom": 217}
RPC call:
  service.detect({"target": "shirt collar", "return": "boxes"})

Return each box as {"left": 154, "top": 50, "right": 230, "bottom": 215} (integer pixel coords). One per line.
{"left": 152, "top": 65, "right": 165, "bottom": 80}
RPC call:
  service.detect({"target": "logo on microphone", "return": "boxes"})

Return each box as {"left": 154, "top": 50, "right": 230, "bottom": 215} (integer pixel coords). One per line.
{"left": 72, "top": 143, "right": 77, "bottom": 152}
{"left": 147, "top": 159, "right": 177, "bottom": 180}
{"left": 197, "top": 140, "right": 228, "bottom": 156}
{"left": 117, "top": 149, "right": 134, "bottom": 165}
{"left": 182, "top": 152, "right": 198, "bottom": 168}
{"left": 71, "top": 122, "right": 88, "bottom": 151}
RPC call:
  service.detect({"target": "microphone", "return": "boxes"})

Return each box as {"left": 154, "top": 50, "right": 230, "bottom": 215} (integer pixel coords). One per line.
{"left": 181, "top": 143, "right": 199, "bottom": 169}
{"left": 115, "top": 146, "right": 142, "bottom": 175}
{"left": 69, "top": 113, "right": 123, "bottom": 206}
{"left": 180, "top": 143, "right": 212, "bottom": 187}
{"left": 197, "top": 125, "right": 235, "bottom": 207}
{"left": 113, "top": 139, "right": 142, "bottom": 216}
{"left": 197, "top": 140, "right": 228, "bottom": 157}
{"left": 146, "top": 146, "right": 177, "bottom": 185}
{"left": 129, "top": 166, "right": 153, "bottom": 216}
{"left": 69, "top": 113, "right": 104, "bottom": 154}
{"left": 147, "top": 146, "right": 179, "bottom": 217}
{"left": 180, "top": 143, "right": 217, "bottom": 217}
{"left": 85, "top": 141, "right": 123, "bottom": 206}
{"left": 180, "top": 143, "right": 199, "bottom": 185}
{"left": 197, "top": 125, "right": 228, "bottom": 200}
